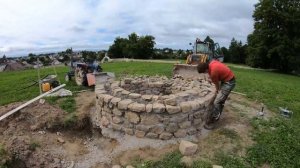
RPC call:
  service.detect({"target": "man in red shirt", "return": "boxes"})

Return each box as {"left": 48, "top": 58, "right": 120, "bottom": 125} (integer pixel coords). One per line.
{"left": 197, "top": 60, "right": 236, "bottom": 129}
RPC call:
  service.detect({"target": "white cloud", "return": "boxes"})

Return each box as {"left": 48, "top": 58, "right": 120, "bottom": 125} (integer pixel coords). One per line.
{"left": 0, "top": 0, "right": 258, "bottom": 56}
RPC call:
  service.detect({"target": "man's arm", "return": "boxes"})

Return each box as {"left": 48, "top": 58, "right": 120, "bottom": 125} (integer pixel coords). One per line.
{"left": 210, "top": 70, "right": 220, "bottom": 94}
{"left": 213, "top": 81, "right": 220, "bottom": 94}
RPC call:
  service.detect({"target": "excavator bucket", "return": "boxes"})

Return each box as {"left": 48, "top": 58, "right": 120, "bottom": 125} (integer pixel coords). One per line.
{"left": 95, "top": 72, "right": 115, "bottom": 84}
{"left": 173, "top": 64, "right": 207, "bottom": 79}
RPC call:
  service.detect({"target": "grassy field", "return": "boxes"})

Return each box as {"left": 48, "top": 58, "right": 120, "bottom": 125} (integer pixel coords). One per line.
{"left": 0, "top": 61, "right": 299, "bottom": 167}
{"left": 0, "top": 66, "right": 84, "bottom": 105}
{"left": 102, "top": 61, "right": 174, "bottom": 78}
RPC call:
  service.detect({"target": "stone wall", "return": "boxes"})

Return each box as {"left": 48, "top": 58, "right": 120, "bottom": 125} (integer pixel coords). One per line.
{"left": 91, "top": 75, "right": 215, "bottom": 140}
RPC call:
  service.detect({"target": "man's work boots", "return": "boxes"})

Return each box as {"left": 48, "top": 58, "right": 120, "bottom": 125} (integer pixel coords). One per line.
{"left": 204, "top": 112, "right": 221, "bottom": 130}
{"left": 204, "top": 119, "right": 217, "bottom": 130}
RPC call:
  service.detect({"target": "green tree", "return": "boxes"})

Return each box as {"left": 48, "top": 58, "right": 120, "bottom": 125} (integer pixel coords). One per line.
{"left": 42, "top": 55, "right": 51, "bottom": 66}
{"left": 66, "top": 48, "right": 73, "bottom": 54}
{"left": 221, "top": 47, "right": 230, "bottom": 62}
{"left": 229, "top": 38, "right": 239, "bottom": 63}
{"left": 62, "top": 54, "right": 70, "bottom": 62}
{"left": 228, "top": 38, "right": 247, "bottom": 64}
{"left": 204, "top": 36, "right": 215, "bottom": 51}
{"left": 27, "top": 53, "right": 37, "bottom": 64}
{"left": 108, "top": 33, "right": 155, "bottom": 59}
{"left": 161, "top": 48, "right": 174, "bottom": 59}
{"left": 204, "top": 36, "right": 214, "bottom": 44}
{"left": 126, "top": 33, "right": 139, "bottom": 58}
{"left": 81, "top": 51, "right": 97, "bottom": 63}
{"left": 176, "top": 49, "right": 184, "bottom": 59}
{"left": 247, "top": 0, "right": 300, "bottom": 72}
{"left": 97, "top": 51, "right": 106, "bottom": 61}
{"left": 39, "top": 56, "right": 47, "bottom": 66}
{"left": 108, "top": 37, "right": 128, "bottom": 58}
{"left": 137, "top": 35, "right": 155, "bottom": 59}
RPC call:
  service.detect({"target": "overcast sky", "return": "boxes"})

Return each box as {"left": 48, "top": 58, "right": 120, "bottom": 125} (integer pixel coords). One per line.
{"left": 0, "top": 0, "right": 258, "bottom": 57}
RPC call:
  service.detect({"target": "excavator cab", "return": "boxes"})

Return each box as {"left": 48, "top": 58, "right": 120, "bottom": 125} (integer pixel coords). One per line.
{"left": 173, "top": 38, "right": 224, "bottom": 79}
{"left": 186, "top": 38, "right": 219, "bottom": 65}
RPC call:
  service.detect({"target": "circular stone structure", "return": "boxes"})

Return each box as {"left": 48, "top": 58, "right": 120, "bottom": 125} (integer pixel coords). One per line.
{"left": 91, "top": 75, "right": 215, "bottom": 140}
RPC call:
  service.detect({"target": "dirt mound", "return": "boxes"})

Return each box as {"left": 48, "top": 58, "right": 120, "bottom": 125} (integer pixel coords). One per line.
{"left": 0, "top": 101, "right": 65, "bottom": 132}
{"left": 0, "top": 101, "right": 67, "bottom": 168}
{"left": 5, "top": 136, "right": 62, "bottom": 168}
{"left": 0, "top": 91, "right": 96, "bottom": 168}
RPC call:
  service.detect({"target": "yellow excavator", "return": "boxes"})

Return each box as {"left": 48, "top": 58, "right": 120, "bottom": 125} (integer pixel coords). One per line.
{"left": 173, "top": 38, "right": 224, "bottom": 78}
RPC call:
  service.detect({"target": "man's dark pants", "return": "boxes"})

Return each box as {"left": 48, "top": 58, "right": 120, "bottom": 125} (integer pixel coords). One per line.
{"left": 211, "top": 78, "right": 236, "bottom": 120}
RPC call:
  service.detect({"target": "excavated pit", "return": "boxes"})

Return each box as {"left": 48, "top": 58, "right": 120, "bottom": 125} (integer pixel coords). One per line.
{"left": 91, "top": 75, "right": 215, "bottom": 140}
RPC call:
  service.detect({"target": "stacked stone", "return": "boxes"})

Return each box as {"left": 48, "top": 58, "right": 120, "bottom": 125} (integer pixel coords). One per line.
{"left": 92, "top": 76, "right": 215, "bottom": 140}
{"left": 120, "top": 76, "right": 172, "bottom": 95}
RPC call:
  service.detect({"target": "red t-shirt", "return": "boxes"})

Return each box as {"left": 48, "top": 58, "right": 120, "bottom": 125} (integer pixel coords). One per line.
{"left": 208, "top": 60, "right": 234, "bottom": 83}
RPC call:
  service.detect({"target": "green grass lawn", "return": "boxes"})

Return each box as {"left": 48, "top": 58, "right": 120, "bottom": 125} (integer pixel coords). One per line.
{"left": 0, "top": 61, "right": 299, "bottom": 167}
{"left": 102, "top": 61, "right": 174, "bottom": 78}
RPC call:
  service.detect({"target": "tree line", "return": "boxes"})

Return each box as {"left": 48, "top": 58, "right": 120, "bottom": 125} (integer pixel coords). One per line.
{"left": 225, "top": 0, "right": 299, "bottom": 73}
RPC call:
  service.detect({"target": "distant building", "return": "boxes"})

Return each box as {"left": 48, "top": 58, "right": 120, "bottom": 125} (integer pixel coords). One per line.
{"left": 52, "top": 59, "right": 62, "bottom": 65}
{"left": 0, "top": 62, "right": 26, "bottom": 72}
{"left": 0, "top": 64, "right": 6, "bottom": 72}
{"left": 0, "top": 55, "right": 8, "bottom": 64}
{"left": 21, "top": 61, "right": 33, "bottom": 69}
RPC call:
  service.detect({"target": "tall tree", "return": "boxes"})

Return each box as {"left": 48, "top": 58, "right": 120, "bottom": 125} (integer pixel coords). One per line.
{"left": 204, "top": 36, "right": 215, "bottom": 51}
{"left": 221, "top": 47, "right": 230, "bottom": 62}
{"left": 228, "top": 38, "right": 247, "bottom": 64}
{"left": 108, "top": 33, "right": 155, "bottom": 59}
{"left": 81, "top": 51, "right": 97, "bottom": 63}
{"left": 66, "top": 48, "right": 73, "bottom": 54}
{"left": 108, "top": 37, "right": 128, "bottom": 58}
{"left": 176, "top": 49, "right": 184, "bottom": 59}
{"left": 247, "top": 0, "right": 300, "bottom": 72}
{"left": 28, "top": 53, "right": 37, "bottom": 64}
{"left": 138, "top": 35, "right": 155, "bottom": 59}
{"left": 229, "top": 38, "right": 240, "bottom": 63}
{"left": 126, "top": 33, "right": 139, "bottom": 58}
{"left": 204, "top": 36, "right": 214, "bottom": 44}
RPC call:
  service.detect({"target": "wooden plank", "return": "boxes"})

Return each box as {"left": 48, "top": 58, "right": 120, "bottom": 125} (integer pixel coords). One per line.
{"left": 0, "top": 84, "right": 66, "bottom": 121}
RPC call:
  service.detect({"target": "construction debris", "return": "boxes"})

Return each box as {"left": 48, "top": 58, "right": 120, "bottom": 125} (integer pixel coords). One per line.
{"left": 257, "top": 106, "right": 265, "bottom": 117}
{"left": 279, "top": 107, "right": 293, "bottom": 118}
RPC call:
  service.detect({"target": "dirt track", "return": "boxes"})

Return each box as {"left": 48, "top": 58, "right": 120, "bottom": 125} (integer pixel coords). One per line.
{"left": 0, "top": 91, "right": 272, "bottom": 168}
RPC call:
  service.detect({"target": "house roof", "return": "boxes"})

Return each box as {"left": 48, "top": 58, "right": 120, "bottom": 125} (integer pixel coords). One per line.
{"left": 2, "top": 62, "right": 26, "bottom": 71}
{"left": 0, "top": 64, "right": 6, "bottom": 72}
